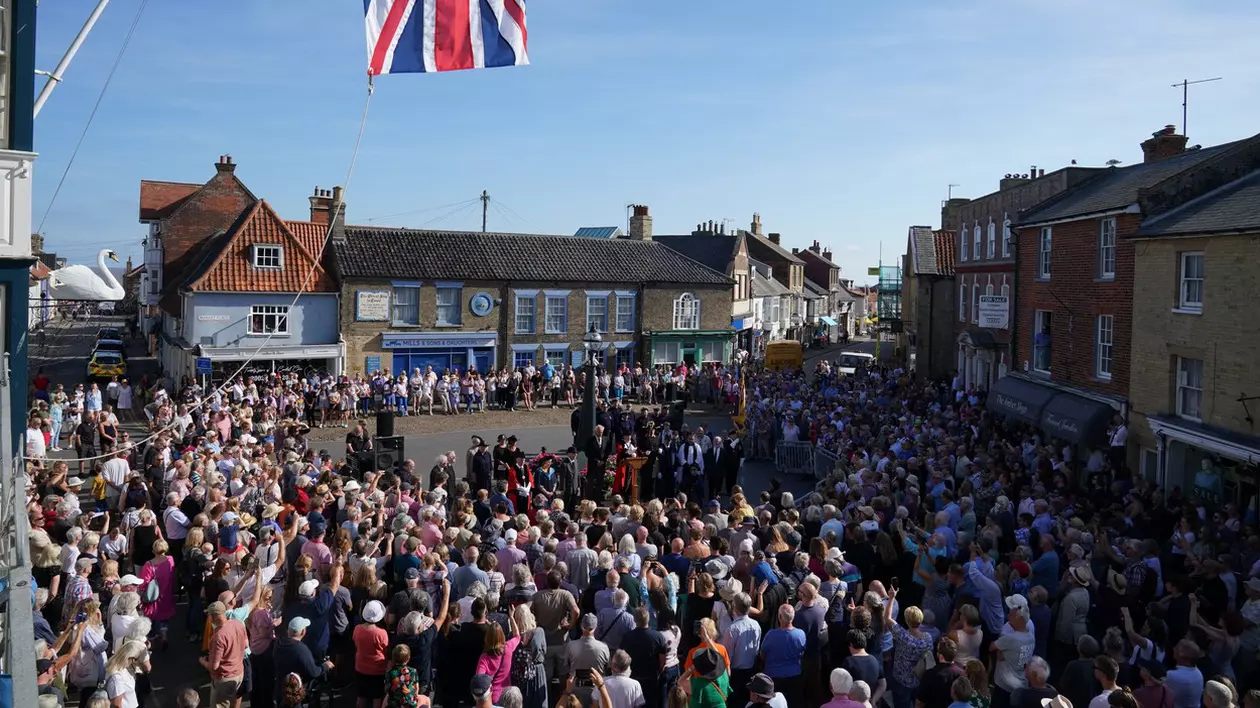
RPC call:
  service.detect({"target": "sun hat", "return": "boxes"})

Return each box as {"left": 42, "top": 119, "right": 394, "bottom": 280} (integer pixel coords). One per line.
{"left": 362, "top": 600, "right": 386, "bottom": 624}
{"left": 748, "top": 674, "right": 776, "bottom": 699}
{"left": 1041, "top": 697, "right": 1074, "bottom": 708}
{"left": 1069, "top": 566, "right": 1092, "bottom": 586}
{"left": 691, "top": 648, "right": 726, "bottom": 681}
{"left": 704, "top": 559, "right": 728, "bottom": 580}
{"left": 719, "top": 579, "right": 744, "bottom": 601}
{"left": 262, "top": 503, "right": 284, "bottom": 519}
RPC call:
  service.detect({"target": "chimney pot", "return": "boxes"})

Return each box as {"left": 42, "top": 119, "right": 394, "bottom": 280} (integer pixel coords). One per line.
{"left": 1141, "top": 125, "right": 1189, "bottom": 163}
{"left": 1039, "top": 168, "right": 1045, "bottom": 178}
{"left": 768, "top": 232, "right": 781, "bottom": 245}
{"left": 215, "top": 154, "right": 236, "bottom": 172}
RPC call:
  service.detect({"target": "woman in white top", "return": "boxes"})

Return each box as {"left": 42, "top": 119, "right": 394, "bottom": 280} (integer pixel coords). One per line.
{"left": 104, "top": 638, "right": 149, "bottom": 708}
{"left": 949, "top": 604, "right": 984, "bottom": 667}
{"left": 110, "top": 592, "right": 143, "bottom": 650}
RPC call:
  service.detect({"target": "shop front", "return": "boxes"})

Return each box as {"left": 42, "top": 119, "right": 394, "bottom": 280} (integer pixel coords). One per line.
{"left": 987, "top": 374, "right": 1119, "bottom": 448}
{"left": 732, "top": 316, "right": 754, "bottom": 354}
{"left": 645, "top": 330, "right": 732, "bottom": 367}
{"left": 196, "top": 342, "right": 345, "bottom": 383}
{"left": 1147, "top": 415, "right": 1260, "bottom": 514}
{"left": 381, "top": 331, "right": 498, "bottom": 376}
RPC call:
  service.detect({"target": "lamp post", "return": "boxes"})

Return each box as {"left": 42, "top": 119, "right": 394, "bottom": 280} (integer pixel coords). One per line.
{"left": 576, "top": 323, "right": 602, "bottom": 448}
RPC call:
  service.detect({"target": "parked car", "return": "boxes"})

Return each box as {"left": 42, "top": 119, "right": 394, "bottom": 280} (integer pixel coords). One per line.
{"left": 96, "top": 326, "right": 122, "bottom": 342}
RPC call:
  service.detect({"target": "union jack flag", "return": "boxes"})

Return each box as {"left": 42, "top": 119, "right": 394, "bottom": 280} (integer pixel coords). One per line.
{"left": 365, "top": 0, "right": 528, "bottom": 76}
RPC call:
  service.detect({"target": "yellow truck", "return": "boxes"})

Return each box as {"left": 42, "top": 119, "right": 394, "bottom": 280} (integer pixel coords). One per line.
{"left": 764, "top": 340, "right": 804, "bottom": 371}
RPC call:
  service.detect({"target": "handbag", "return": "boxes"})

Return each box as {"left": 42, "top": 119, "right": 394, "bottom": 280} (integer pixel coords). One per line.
{"left": 141, "top": 562, "right": 161, "bottom": 605}
{"left": 912, "top": 648, "right": 936, "bottom": 680}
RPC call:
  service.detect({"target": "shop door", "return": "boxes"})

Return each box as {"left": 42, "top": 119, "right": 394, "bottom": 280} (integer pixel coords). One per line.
{"left": 682, "top": 347, "right": 697, "bottom": 367}
{"left": 473, "top": 350, "right": 491, "bottom": 374}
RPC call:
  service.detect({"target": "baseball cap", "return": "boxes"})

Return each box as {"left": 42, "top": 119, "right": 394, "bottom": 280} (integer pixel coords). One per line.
{"left": 118, "top": 574, "right": 143, "bottom": 586}
{"left": 206, "top": 601, "right": 228, "bottom": 616}
{"left": 298, "top": 579, "right": 320, "bottom": 598}
{"left": 1005, "top": 594, "right": 1029, "bottom": 611}
{"left": 471, "top": 674, "right": 493, "bottom": 699}
{"left": 404, "top": 567, "right": 421, "bottom": 581}
{"left": 504, "top": 529, "right": 518, "bottom": 543}
{"left": 707, "top": 499, "right": 721, "bottom": 509}
{"left": 288, "top": 616, "right": 312, "bottom": 633}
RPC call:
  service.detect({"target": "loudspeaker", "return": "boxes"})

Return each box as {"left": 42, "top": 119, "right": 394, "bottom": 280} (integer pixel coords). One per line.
{"left": 376, "top": 410, "right": 395, "bottom": 437}
{"left": 670, "top": 400, "right": 686, "bottom": 431}
{"left": 373, "top": 435, "right": 405, "bottom": 473}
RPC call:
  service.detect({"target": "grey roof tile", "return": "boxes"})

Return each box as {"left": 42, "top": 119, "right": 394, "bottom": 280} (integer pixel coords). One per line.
{"left": 654, "top": 234, "right": 740, "bottom": 274}
{"left": 1018, "top": 141, "right": 1245, "bottom": 225}
{"left": 335, "top": 227, "right": 732, "bottom": 285}
{"left": 1136, "top": 168, "right": 1260, "bottom": 237}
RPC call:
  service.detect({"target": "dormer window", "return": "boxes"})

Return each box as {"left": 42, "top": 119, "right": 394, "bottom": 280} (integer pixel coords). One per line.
{"left": 253, "top": 244, "right": 283, "bottom": 269}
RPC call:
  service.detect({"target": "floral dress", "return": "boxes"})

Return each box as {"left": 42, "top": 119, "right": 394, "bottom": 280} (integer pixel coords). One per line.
{"left": 385, "top": 665, "right": 423, "bottom": 708}
{"left": 890, "top": 623, "right": 934, "bottom": 689}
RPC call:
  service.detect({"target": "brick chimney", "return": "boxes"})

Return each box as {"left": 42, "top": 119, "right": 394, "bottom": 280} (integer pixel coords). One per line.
{"left": 215, "top": 154, "right": 236, "bottom": 173}
{"left": 1141, "top": 125, "right": 1188, "bottom": 164}
{"left": 629, "top": 204, "right": 653, "bottom": 241}
{"left": 751, "top": 213, "right": 763, "bottom": 237}
{"left": 331, "top": 186, "right": 346, "bottom": 230}
{"left": 768, "top": 232, "right": 781, "bottom": 245}
{"left": 309, "top": 187, "right": 334, "bottom": 225}
{"left": 810, "top": 240, "right": 821, "bottom": 254}
{"left": 822, "top": 248, "right": 833, "bottom": 261}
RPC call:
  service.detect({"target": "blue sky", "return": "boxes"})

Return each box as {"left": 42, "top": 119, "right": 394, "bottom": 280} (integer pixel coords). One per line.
{"left": 32, "top": 0, "right": 1260, "bottom": 283}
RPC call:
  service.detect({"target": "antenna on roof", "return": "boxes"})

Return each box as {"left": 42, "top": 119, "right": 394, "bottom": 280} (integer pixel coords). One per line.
{"left": 1171, "top": 77, "right": 1222, "bottom": 137}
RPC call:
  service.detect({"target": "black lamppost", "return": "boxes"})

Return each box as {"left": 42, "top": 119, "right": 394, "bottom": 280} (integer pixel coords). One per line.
{"left": 576, "top": 322, "right": 602, "bottom": 451}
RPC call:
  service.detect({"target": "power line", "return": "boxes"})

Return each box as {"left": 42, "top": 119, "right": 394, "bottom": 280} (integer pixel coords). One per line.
{"left": 419, "top": 199, "right": 481, "bottom": 228}
{"left": 37, "top": 0, "right": 151, "bottom": 235}
{"left": 363, "top": 198, "right": 480, "bottom": 224}
{"left": 489, "top": 196, "right": 537, "bottom": 231}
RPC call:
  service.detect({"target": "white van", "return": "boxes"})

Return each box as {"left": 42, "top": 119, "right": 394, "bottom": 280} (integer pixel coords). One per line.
{"left": 837, "top": 351, "right": 875, "bottom": 375}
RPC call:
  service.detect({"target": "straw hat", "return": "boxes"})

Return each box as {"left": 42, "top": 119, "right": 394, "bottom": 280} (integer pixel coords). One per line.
{"left": 719, "top": 579, "right": 744, "bottom": 601}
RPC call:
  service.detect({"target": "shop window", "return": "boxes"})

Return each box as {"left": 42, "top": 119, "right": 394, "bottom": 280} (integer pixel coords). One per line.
{"left": 653, "top": 341, "right": 680, "bottom": 364}
{"left": 700, "top": 341, "right": 724, "bottom": 362}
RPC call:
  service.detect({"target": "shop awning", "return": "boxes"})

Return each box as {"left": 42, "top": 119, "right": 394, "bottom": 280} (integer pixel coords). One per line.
{"left": 1040, "top": 393, "right": 1116, "bottom": 446}
{"left": 986, "top": 376, "right": 1057, "bottom": 425}
{"left": 820, "top": 316, "right": 839, "bottom": 326}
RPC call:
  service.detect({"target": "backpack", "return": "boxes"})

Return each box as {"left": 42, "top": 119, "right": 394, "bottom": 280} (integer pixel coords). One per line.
{"left": 510, "top": 629, "right": 544, "bottom": 685}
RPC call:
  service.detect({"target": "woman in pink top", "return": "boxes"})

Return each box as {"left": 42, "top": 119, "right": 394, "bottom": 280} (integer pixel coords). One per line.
{"left": 354, "top": 600, "right": 390, "bottom": 708}
{"left": 138, "top": 538, "right": 177, "bottom": 648}
{"left": 474, "top": 615, "right": 521, "bottom": 703}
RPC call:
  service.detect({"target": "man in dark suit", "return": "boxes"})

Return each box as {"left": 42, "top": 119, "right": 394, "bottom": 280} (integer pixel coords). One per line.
{"left": 704, "top": 435, "right": 727, "bottom": 499}
{"left": 723, "top": 431, "right": 744, "bottom": 496}
{"left": 584, "top": 424, "right": 614, "bottom": 500}
{"left": 471, "top": 440, "right": 494, "bottom": 493}
{"left": 557, "top": 446, "right": 581, "bottom": 510}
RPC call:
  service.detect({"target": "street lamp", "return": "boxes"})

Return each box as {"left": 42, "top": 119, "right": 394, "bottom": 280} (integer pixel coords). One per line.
{"left": 575, "top": 323, "right": 602, "bottom": 497}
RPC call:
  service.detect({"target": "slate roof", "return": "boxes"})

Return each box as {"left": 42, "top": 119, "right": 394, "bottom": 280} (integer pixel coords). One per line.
{"left": 908, "top": 226, "right": 957, "bottom": 276}
{"left": 334, "top": 227, "right": 732, "bottom": 286}
{"left": 1018, "top": 141, "right": 1244, "bottom": 225}
{"left": 798, "top": 247, "right": 840, "bottom": 269}
{"left": 654, "top": 233, "right": 740, "bottom": 274}
{"left": 752, "top": 271, "right": 791, "bottom": 297}
{"left": 802, "top": 278, "right": 826, "bottom": 300}
{"left": 573, "top": 226, "right": 622, "bottom": 238}
{"left": 138, "top": 180, "right": 202, "bottom": 221}
{"left": 744, "top": 230, "right": 805, "bottom": 264}
{"left": 181, "top": 202, "right": 336, "bottom": 293}
{"left": 1136, "top": 168, "right": 1260, "bottom": 237}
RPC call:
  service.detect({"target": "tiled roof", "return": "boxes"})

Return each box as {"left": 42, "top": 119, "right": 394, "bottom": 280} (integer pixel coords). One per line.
{"left": 654, "top": 233, "right": 740, "bottom": 274}
{"left": 139, "top": 180, "right": 201, "bottom": 221}
{"left": 798, "top": 248, "right": 840, "bottom": 269}
{"left": 933, "top": 229, "right": 957, "bottom": 275}
{"left": 1018, "top": 141, "right": 1245, "bottom": 225}
{"left": 334, "top": 227, "right": 732, "bottom": 285}
{"left": 752, "top": 271, "right": 791, "bottom": 297}
{"left": 744, "top": 230, "right": 805, "bottom": 264}
{"left": 802, "top": 278, "right": 825, "bottom": 299}
{"left": 573, "top": 226, "right": 622, "bottom": 238}
{"left": 907, "top": 226, "right": 957, "bottom": 276}
{"left": 185, "top": 201, "right": 336, "bottom": 293}
{"left": 30, "top": 260, "right": 52, "bottom": 281}
{"left": 1136, "top": 169, "right": 1260, "bottom": 237}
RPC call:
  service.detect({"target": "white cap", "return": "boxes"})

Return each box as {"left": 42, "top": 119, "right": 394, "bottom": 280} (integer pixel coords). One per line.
{"left": 504, "top": 529, "right": 518, "bottom": 543}
{"left": 298, "top": 579, "right": 319, "bottom": 598}
{"left": 343, "top": 480, "right": 361, "bottom": 492}
{"left": 118, "top": 574, "right": 143, "bottom": 586}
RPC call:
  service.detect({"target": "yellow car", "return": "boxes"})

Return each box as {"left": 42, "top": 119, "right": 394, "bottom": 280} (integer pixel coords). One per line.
{"left": 86, "top": 350, "right": 126, "bottom": 380}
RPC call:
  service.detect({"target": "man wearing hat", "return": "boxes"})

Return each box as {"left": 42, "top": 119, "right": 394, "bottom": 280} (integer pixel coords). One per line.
{"left": 200, "top": 601, "right": 248, "bottom": 708}
{"left": 282, "top": 562, "right": 344, "bottom": 662}
{"left": 272, "top": 616, "right": 335, "bottom": 705}
{"left": 747, "top": 673, "right": 789, "bottom": 708}
{"left": 1054, "top": 567, "right": 1091, "bottom": 675}
{"left": 567, "top": 613, "right": 612, "bottom": 707}
{"left": 685, "top": 646, "right": 729, "bottom": 708}
{"left": 471, "top": 438, "right": 493, "bottom": 492}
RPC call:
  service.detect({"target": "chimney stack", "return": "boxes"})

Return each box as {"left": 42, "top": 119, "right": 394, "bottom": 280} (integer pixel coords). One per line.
{"left": 1141, "top": 125, "right": 1189, "bottom": 163}
{"left": 768, "top": 232, "right": 781, "bottom": 245}
{"left": 331, "top": 186, "right": 346, "bottom": 231}
{"left": 810, "top": 240, "right": 821, "bottom": 254}
{"left": 216, "top": 154, "right": 236, "bottom": 173}
{"left": 629, "top": 205, "right": 653, "bottom": 241}
{"left": 751, "top": 213, "right": 763, "bottom": 236}
{"left": 30, "top": 233, "right": 44, "bottom": 254}
{"left": 309, "top": 187, "right": 333, "bottom": 225}
{"left": 792, "top": 248, "right": 800, "bottom": 254}
{"left": 823, "top": 248, "right": 833, "bottom": 261}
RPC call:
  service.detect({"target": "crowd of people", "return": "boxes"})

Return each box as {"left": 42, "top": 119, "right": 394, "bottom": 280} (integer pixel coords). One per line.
{"left": 17, "top": 343, "right": 1260, "bottom": 708}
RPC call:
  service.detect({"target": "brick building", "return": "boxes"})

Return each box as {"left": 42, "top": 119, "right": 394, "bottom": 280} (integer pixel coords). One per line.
{"left": 744, "top": 224, "right": 806, "bottom": 342}
{"left": 993, "top": 127, "right": 1260, "bottom": 457}
{"left": 903, "top": 226, "right": 956, "bottom": 381}
{"left": 953, "top": 166, "right": 1100, "bottom": 390}
{"left": 796, "top": 240, "right": 848, "bottom": 340}
{"left": 1126, "top": 164, "right": 1260, "bottom": 503}
{"left": 331, "top": 226, "right": 733, "bottom": 375}
{"left": 655, "top": 217, "right": 755, "bottom": 352}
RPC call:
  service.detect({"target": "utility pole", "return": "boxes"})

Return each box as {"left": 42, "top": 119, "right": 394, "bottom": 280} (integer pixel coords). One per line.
{"left": 1171, "top": 77, "right": 1222, "bottom": 137}
{"left": 33, "top": 0, "right": 111, "bottom": 117}
{"left": 948, "top": 184, "right": 960, "bottom": 200}
{"left": 480, "top": 190, "right": 490, "bottom": 233}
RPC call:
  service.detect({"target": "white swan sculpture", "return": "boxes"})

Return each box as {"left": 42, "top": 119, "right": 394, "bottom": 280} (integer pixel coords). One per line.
{"left": 48, "top": 248, "right": 126, "bottom": 301}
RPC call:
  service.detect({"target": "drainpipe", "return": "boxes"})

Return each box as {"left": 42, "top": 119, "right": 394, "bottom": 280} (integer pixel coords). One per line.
{"left": 1010, "top": 227, "right": 1021, "bottom": 374}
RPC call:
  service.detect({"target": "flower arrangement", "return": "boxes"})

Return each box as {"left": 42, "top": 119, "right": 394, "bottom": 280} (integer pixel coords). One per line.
{"left": 603, "top": 458, "right": 617, "bottom": 490}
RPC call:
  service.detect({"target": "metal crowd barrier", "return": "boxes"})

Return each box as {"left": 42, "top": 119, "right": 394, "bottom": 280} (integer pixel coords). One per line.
{"left": 814, "top": 446, "right": 844, "bottom": 480}
{"left": 774, "top": 441, "right": 814, "bottom": 476}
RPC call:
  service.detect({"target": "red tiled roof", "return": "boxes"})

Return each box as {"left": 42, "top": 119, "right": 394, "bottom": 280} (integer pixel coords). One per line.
{"left": 139, "top": 180, "right": 202, "bottom": 221}
{"left": 30, "top": 260, "right": 52, "bottom": 282}
{"left": 933, "top": 229, "right": 957, "bottom": 276}
{"left": 187, "top": 201, "right": 336, "bottom": 293}
{"left": 283, "top": 220, "right": 332, "bottom": 259}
